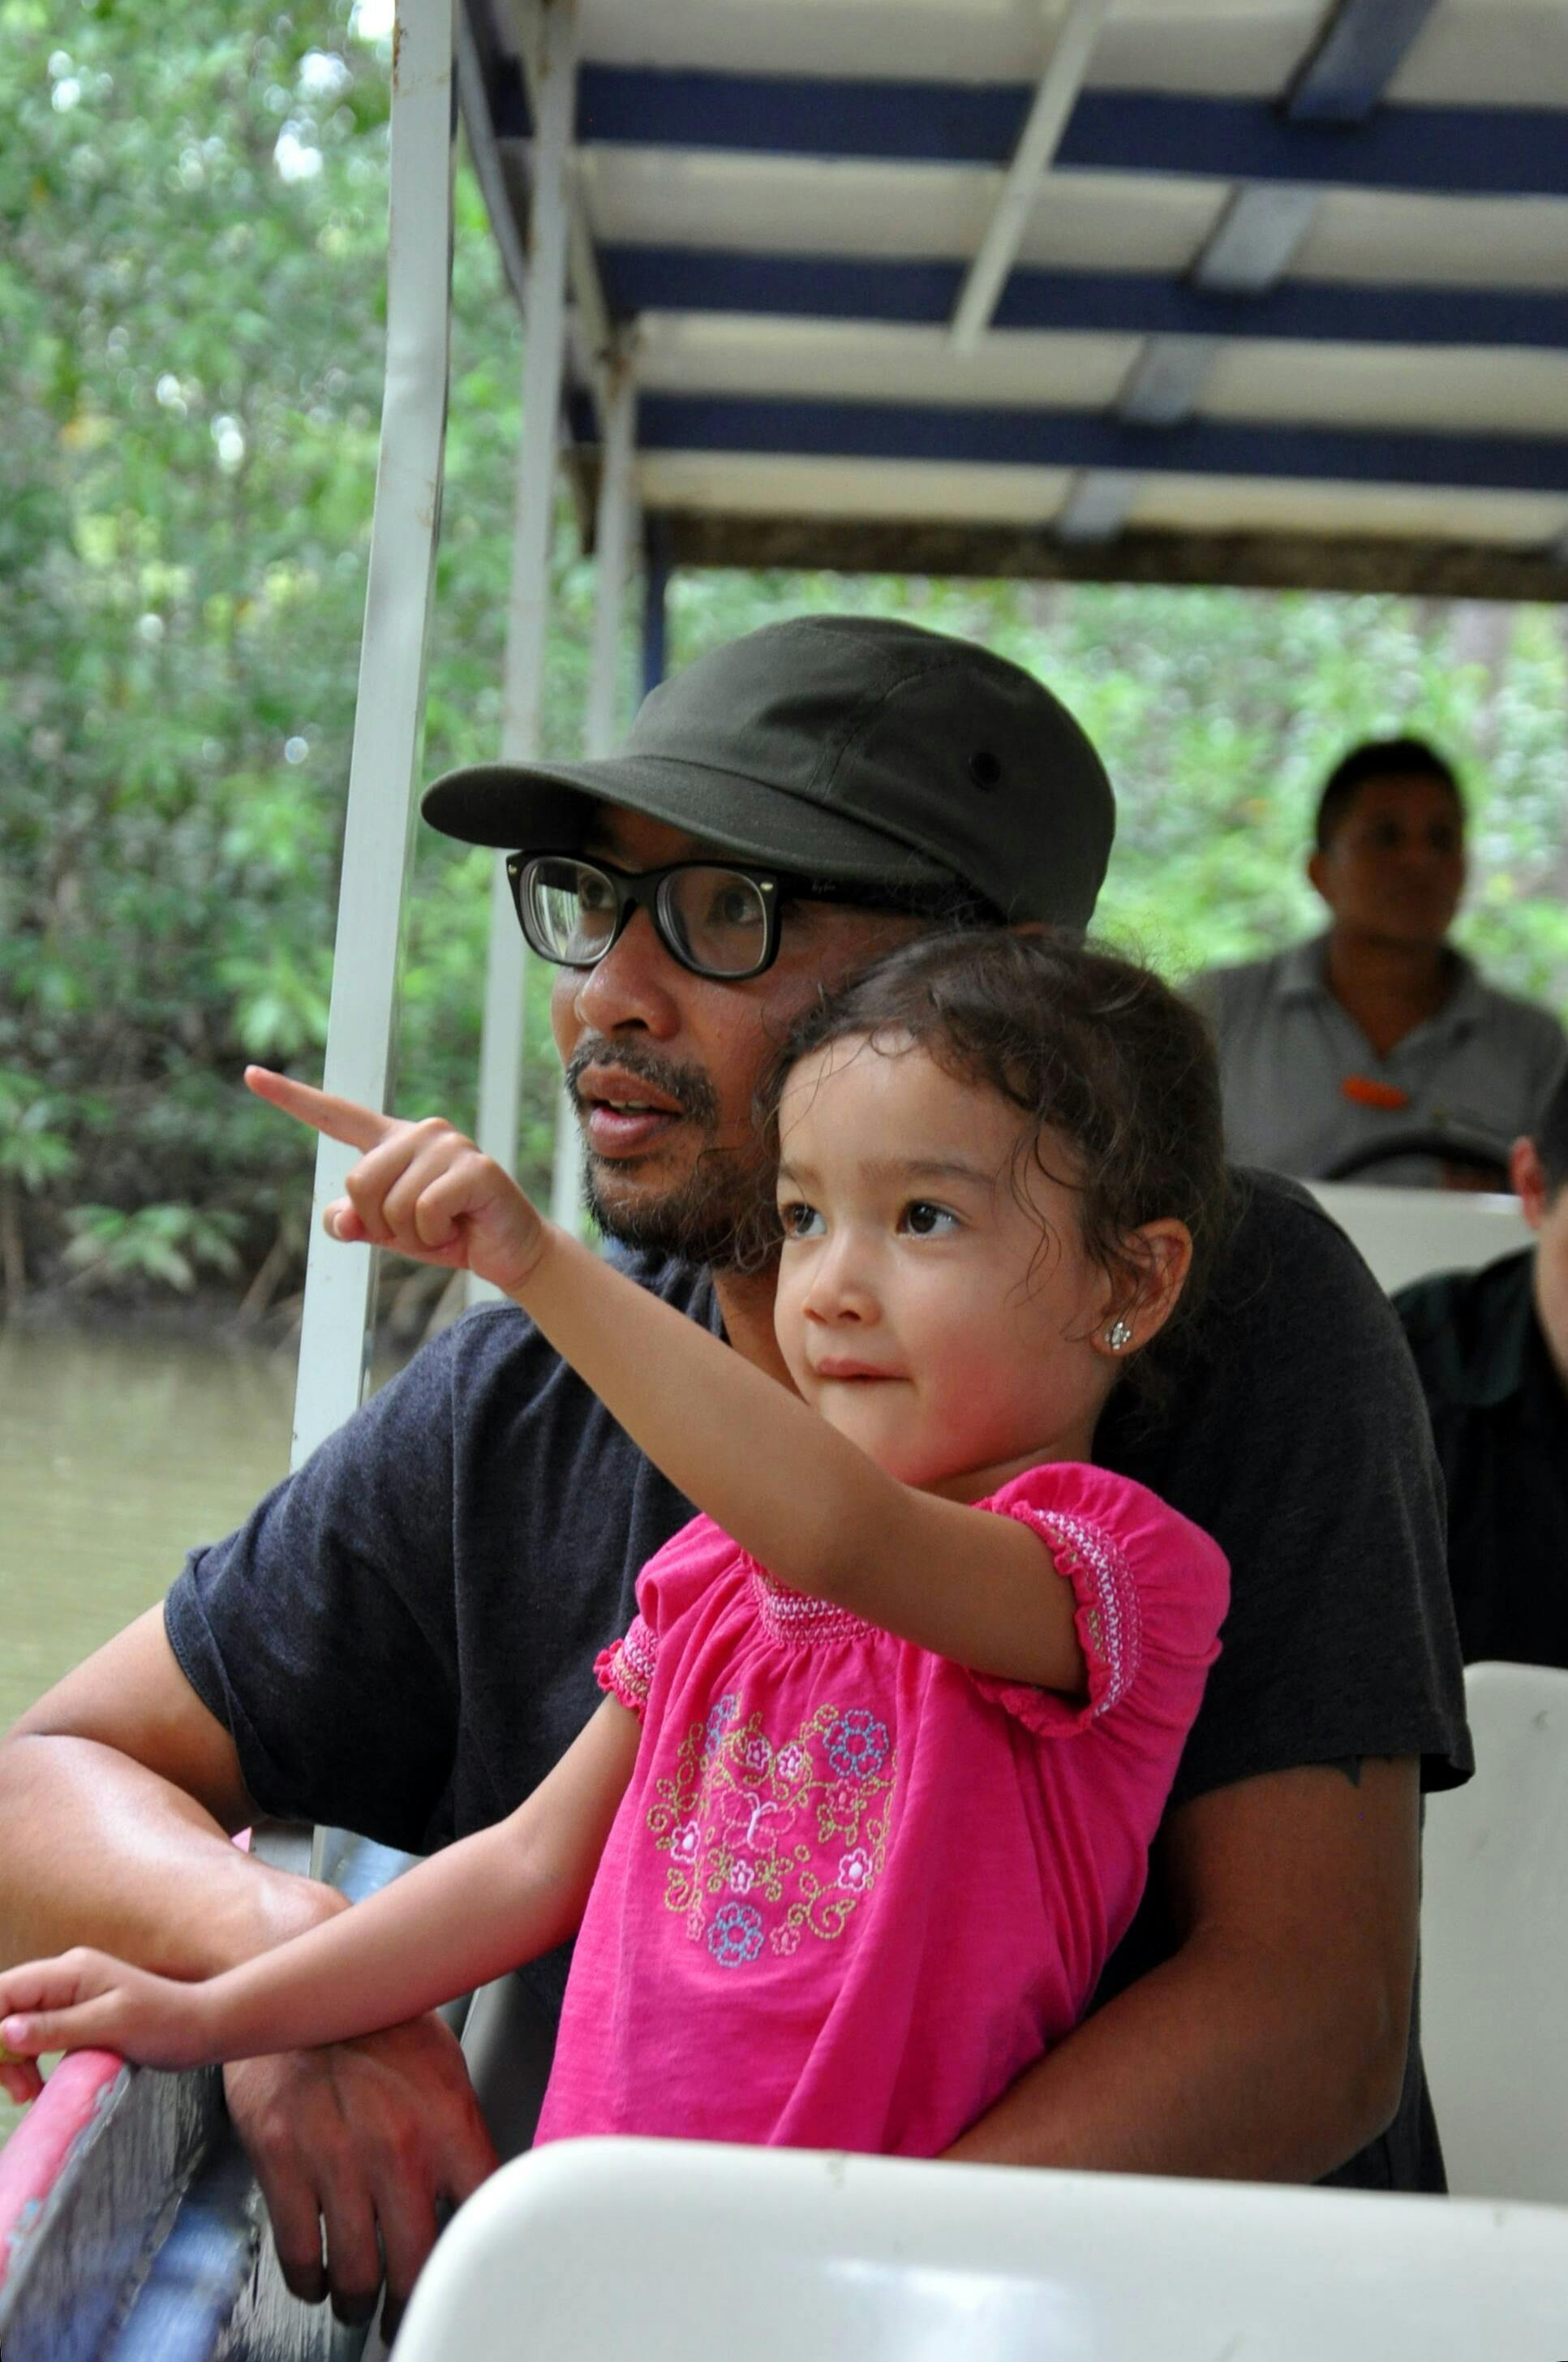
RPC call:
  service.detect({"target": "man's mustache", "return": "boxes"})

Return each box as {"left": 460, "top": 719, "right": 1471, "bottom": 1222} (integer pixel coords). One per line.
{"left": 564, "top": 1039, "right": 721, "bottom": 1131}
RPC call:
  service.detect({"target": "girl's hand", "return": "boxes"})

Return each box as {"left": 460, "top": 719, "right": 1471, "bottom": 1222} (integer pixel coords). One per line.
{"left": 0, "top": 2046, "right": 44, "bottom": 2105}
{"left": 244, "top": 1068, "right": 549, "bottom": 1299}
{"left": 0, "top": 1947, "right": 217, "bottom": 2073}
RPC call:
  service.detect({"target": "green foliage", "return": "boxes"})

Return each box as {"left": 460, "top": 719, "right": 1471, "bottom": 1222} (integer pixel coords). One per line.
{"left": 62, "top": 1203, "right": 245, "bottom": 1293}
{"left": 0, "top": 1070, "right": 78, "bottom": 1194}
{"left": 4, "top": 0, "right": 1566, "bottom": 1306}
{"left": 2, "top": 0, "right": 578, "bottom": 1297}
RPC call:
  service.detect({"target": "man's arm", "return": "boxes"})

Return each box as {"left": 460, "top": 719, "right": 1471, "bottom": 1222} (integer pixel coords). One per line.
{"left": 0, "top": 1607, "right": 325, "bottom": 1970}
{"left": 0, "top": 1698, "right": 638, "bottom": 2070}
{"left": 0, "top": 1607, "right": 496, "bottom": 2327}
{"left": 945, "top": 1758, "right": 1419, "bottom": 2180}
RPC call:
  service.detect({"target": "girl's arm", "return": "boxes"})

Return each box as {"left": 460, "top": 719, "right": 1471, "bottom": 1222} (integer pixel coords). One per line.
{"left": 0, "top": 1697, "right": 638, "bottom": 2076}
{"left": 518, "top": 1229, "right": 1084, "bottom": 1693}
{"left": 243, "top": 1071, "right": 1083, "bottom": 1695}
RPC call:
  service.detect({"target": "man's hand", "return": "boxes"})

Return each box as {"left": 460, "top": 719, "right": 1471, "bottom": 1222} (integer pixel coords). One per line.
{"left": 224, "top": 2015, "right": 497, "bottom": 2332}
{"left": 0, "top": 1945, "right": 217, "bottom": 2072}
{"left": 245, "top": 1067, "right": 549, "bottom": 1299}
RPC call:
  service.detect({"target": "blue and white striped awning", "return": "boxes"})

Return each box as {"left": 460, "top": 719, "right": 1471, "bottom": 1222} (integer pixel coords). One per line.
{"left": 458, "top": 0, "right": 1568, "bottom": 598}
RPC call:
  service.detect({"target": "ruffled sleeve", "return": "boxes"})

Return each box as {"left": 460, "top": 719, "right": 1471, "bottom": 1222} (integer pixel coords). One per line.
{"left": 594, "top": 1508, "right": 743, "bottom": 1719}
{"left": 595, "top": 1614, "right": 658, "bottom": 1719}
{"left": 966, "top": 1461, "right": 1229, "bottom": 1740}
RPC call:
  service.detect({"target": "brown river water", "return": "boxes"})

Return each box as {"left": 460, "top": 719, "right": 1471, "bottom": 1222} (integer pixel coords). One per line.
{"left": 0, "top": 1322, "right": 317, "bottom": 2149}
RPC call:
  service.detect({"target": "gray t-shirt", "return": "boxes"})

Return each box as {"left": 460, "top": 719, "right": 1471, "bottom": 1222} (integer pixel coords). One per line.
{"left": 1189, "top": 937, "right": 1566, "bottom": 1184}
{"left": 165, "top": 1172, "right": 1467, "bottom": 2189}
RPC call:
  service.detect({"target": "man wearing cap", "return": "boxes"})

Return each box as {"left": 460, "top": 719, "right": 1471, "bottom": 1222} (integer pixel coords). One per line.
{"left": 0, "top": 619, "right": 1465, "bottom": 2328}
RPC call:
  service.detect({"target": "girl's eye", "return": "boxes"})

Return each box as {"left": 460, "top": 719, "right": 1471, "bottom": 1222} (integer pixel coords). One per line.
{"left": 901, "top": 1201, "right": 958, "bottom": 1237}
{"left": 780, "top": 1201, "right": 824, "bottom": 1241}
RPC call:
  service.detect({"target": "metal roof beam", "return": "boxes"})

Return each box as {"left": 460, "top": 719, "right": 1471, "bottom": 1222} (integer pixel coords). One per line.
{"left": 1060, "top": 181, "right": 1319, "bottom": 536}
{"left": 949, "top": 0, "right": 1108, "bottom": 354}
{"left": 596, "top": 248, "right": 1568, "bottom": 351}
{"left": 629, "top": 392, "right": 1568, "bottom": 495}
{"left": 509, "top": 0, "right": 616, "bottom": 422}
{"left": 457, "top": 4, "right": 531, "bottom": 317}
{"left": 472, "top": 0, "right": 576, "bottom": 1228}
{"left": 1287, "top": 0, "right": 1441, "bottom": 123}
{"left": 562, "top": 71, "right": 1568, "bottom": 197}
{"left": 1115, "top": 338, "right": 1221, "bottom": 427}
{"left": 1196, "top": 185, "right": 1321, "bottom": 295}
{"left": 647, "top": 510, "right": 1568, "bottom": 604}
{"left": 1060, "top": 0, "right": 1437, "bottom": 543}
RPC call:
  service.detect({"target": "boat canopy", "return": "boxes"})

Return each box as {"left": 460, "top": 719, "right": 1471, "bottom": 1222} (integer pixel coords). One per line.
{"left": 455, "top": 0, "right": 1568, "bottom": 605}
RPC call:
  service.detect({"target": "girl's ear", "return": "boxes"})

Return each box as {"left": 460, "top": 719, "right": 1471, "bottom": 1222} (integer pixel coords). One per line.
{"left": 1094, "top": 1220, "right": 1193, "bottom": 1359}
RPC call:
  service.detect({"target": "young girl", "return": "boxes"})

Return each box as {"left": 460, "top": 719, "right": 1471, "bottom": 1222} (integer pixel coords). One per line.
{"left": 0, "top": 931, "right": 1231, "bottom": 2161}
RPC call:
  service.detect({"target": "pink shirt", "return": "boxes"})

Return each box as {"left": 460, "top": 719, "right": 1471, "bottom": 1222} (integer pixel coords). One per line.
{"left": 535, "top": 1461, "right": 1228, "bottom": 2158}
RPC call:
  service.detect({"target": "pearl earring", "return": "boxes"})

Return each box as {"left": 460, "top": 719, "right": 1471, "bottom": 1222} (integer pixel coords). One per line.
{"left": 1105, "top": 1316, "right": 1133, "bottom": 1353}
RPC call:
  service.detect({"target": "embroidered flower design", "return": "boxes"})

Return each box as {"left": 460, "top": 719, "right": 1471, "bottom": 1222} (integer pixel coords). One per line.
{"left": 824, "top": 1709, "right": 888, "bottom": 1779}
{"left": 707, "top": 1903, "right": 764, "bottom": 1968}
{"left": 836, "top": 1847, "right": 874, "bottom": 1893}
{"left": 702, "top": 1694, "right": 739, "bottom": 1755}
{"left": 739, "top": 1732, "right": 772, "bottom": 1776}
{"left": 652, "top": 1697, "right": 895, "bottom": 1960}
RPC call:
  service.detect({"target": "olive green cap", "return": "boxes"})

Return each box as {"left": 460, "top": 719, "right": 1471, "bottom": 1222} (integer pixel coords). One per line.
{"left": 422, "top": 614, "right": 1115, "bottom": 927}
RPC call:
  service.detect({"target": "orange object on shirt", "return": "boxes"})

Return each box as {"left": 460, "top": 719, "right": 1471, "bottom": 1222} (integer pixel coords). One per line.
{"left": 1341, "top": 1075, "right": 1410, "bottom": 1111}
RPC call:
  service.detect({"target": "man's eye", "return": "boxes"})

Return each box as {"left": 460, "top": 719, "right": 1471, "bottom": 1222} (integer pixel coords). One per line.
{"left": 780, "top": 1202, "right": 824, "bottom": 1240}
{"left": 710, "top": 885, "right": 763, "bottom": 930}
{"left": 902, "top": 1202, "right": 958, "bottom": 1237}
{"left": 578, "top": 877, "right": 616, "bottom": 914}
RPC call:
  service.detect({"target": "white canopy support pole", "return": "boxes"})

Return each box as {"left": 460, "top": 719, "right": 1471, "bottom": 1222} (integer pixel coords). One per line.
{"left": 548, "top": 351, "right": 637, "bottom": 1232}
{"left": 949, "top": 0, "right": 1107, "bottom": 354}
{"left": 288, "top": 0, "right": 458, "bottom": 1471}
{"left": 470, "top": 0, "right": 577, "bottom": 1301}
{"left": 641, "top": 517, "right": 671, "bottom": 697}
{"left": 584, "top": 356, "right": 637, "bottom": 763}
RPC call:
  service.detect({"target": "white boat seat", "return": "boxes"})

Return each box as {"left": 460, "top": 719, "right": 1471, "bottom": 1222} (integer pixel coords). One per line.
{"left": 1305, "top": 1181, "right": 1531, "bottom": 1295}
{"left": 392, "top": 2136, "right": 1568, "bottom": 2362}
{"left": 1421, "top": 1658, "right": 1568, "bottom": 2204}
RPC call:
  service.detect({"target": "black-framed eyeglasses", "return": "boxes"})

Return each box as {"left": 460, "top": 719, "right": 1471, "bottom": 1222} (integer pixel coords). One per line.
{"left": 508, "top": 852, "right": 810, "bottom": 981}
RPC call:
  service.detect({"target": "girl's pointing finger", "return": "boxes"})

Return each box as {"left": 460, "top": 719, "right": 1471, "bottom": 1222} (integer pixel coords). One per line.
{"left": 244, "top": 1066, "right": 393, "bottom": 1155}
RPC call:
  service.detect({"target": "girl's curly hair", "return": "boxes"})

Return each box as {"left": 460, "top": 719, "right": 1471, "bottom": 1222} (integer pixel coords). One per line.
{"left": 758, "top": 928, "right": 1233, "bottom": 1403}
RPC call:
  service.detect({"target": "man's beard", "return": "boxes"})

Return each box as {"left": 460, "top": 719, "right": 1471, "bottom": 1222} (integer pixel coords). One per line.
{"left": 564, "top": 1041, "right": 783, "bottom": 1274}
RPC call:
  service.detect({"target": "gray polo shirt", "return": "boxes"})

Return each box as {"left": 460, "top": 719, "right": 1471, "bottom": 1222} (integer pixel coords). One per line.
{"left": 1188, "top": 936, "right": 1566, "bottom": 1185}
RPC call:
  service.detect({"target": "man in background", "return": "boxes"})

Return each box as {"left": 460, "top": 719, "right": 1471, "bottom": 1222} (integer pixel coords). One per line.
{"left": 1191, "top": 738, "right": 1566, "bottom": 1186}
{"left": 1396, "top": 1066, "right": 1568, "bottom": 1665}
